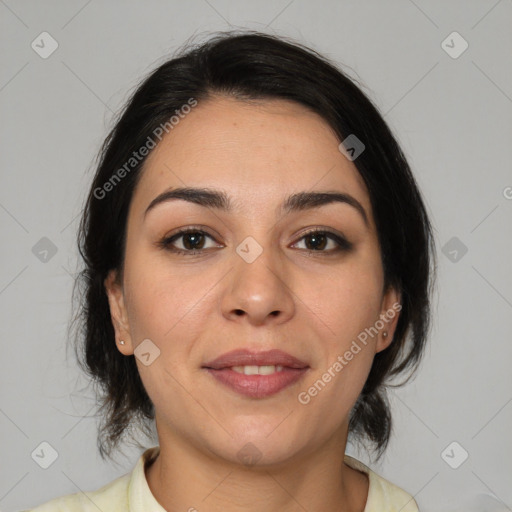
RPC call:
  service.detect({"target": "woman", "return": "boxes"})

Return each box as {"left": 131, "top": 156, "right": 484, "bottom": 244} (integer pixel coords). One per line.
{"left": 29, "top": 30, "right": 435, "bottom": 511}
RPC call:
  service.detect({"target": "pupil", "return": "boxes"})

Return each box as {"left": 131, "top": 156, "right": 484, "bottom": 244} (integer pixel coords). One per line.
{"left": 184, "top": 233, "right": 203, "bottom": 250}
{"left": 306, "top": 233, "right": 326, "bottom": 250}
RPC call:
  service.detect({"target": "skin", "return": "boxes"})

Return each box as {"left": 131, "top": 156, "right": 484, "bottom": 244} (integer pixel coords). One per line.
{"left": 105, "top": 96, "right": 400, "bottom": 512}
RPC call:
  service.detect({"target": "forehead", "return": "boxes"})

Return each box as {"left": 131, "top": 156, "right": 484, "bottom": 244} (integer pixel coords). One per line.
{"left": 132, "top": 96, "right": 371, "bottom": 218}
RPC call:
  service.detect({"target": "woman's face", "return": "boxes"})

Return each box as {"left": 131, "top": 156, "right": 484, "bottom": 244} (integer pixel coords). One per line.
{"left": 106, "top": 96, "right": 400, "bottom": 465}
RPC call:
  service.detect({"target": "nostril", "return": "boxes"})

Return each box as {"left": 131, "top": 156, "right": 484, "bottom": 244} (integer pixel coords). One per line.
{"left": 234, "top": 309, "right": 244, "bottom": 316}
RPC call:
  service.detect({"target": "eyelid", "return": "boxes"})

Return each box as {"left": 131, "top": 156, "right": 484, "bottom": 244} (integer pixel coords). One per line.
{"left": 158, "top": 225, "right": 222, "bottom": 250}
{"left": 162, "top": 225, "right": 221, "bottom": 241}
{"left": 291, "top": 226, "right": 353, "bottom": 252}
{"left": 295, "top": 225, "right": 349, "bottom": 241}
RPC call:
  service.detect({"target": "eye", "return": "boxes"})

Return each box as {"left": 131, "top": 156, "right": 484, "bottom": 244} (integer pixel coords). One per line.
{"left": 158, "top": 228, "right": 221, "bottom": 255}
{"left": 157, "top": 226, "right": 353, "bottom": 256}
{"left": 292, "top": 229, "right": 353, "bottom": 254}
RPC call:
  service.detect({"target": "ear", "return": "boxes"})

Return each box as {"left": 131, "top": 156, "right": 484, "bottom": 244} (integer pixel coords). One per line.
{"left": 104, "top": 269, "right": 134, "bottom": 355}
{"left": 375, "top": 284, "right": 402, "bottom": 354}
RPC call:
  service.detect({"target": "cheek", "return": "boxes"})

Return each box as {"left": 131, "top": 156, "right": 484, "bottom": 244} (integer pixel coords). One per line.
{"left": 300, "top": 258, "right": 384, "bottom": 341}
{"left": 295, "top": 257, "right": 383, "bottom": 403}
{"left": 122, "top": 256, "right": 214, "bottom": 420}
{"left": 123, "top": 249, "right": 214, "bottom": 343}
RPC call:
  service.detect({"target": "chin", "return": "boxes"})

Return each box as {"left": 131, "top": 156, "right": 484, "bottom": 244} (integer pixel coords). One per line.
{"left": 210, "top": 422, "right": 307, "bottom": 468}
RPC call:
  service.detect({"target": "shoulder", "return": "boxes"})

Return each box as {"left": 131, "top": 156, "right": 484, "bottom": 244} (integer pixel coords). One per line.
{"left": 26, "top": 470, "right": 130, "bottom": 511}
{"left": 344, "top": 455, "right": 420, "bottom": 512}
{"left": 25, "top": 446, "right": 161, "bottom": 512}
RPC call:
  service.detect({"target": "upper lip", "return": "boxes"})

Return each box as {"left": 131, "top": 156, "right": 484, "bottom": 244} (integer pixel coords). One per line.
{"left": 203, "top": 349, "right": 309, "bottom": 370}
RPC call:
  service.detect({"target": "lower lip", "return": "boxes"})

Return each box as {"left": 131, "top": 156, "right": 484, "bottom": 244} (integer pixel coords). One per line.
{"left": 204, "top": 368, "right": 308, "bottom": 398}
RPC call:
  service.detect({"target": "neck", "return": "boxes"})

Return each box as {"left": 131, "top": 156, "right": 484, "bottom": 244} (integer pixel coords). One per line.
{"left": 145, "top": 426, "right": 368, "bottom": 512}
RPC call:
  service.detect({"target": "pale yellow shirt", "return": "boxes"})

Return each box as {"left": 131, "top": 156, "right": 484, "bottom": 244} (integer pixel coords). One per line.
{"left": 27, "top": 446, "right": 419, "bottom": 511}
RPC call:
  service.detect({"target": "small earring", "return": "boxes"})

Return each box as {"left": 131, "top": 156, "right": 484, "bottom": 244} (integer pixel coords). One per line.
{"left": 382, "top": 331, "right": 388, "bottom": 338}
{"left": 119, "top": 340, "right": 125, "bottom": 345}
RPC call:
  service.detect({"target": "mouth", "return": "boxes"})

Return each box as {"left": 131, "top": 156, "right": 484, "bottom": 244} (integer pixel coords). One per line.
{"left": 202, "top": 349, "right": 310, "bottom": 399}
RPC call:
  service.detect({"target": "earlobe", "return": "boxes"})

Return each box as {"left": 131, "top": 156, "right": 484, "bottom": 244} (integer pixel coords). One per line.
{"left": 104, "top": 270, "right": 134, "bottom": 354}
{"left": 376, "top": 285, "right": 401, "bottom": 353}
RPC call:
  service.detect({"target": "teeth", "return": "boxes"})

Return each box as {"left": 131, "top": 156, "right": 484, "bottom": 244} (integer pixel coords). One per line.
{"left": 231, "top": 365, "right": 284, "bottom": 375}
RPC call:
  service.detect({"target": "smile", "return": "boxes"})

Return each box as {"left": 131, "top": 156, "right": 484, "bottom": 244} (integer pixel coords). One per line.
{"left": 231, "top": 365, "right": 284, "bottom": 375}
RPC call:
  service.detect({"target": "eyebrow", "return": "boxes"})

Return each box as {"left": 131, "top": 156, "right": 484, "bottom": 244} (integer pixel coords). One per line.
{"left": 144, "top": 186, "right": 369, "bottom": 226}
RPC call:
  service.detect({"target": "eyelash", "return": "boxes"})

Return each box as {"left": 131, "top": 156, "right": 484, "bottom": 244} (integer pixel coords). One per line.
{"left": 157, "top": 226, "right": 353, "bottom": 256}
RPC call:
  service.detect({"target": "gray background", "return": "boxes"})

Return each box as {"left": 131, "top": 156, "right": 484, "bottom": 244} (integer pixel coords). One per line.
{"left": 1, "top": 1, "right": 511, "bottom": 511}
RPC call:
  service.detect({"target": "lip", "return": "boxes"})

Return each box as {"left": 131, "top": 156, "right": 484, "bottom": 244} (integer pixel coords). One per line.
{"left": 203, "top": 349, "right": 309, "bottom": 370}
{"left": 202, "top": 349, "right": 309, "bottom": 399}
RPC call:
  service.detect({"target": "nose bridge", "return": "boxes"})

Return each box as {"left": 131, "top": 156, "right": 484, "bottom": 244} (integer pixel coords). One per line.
{"left": 221, "top": 231, "right": 295, "bottom": 324}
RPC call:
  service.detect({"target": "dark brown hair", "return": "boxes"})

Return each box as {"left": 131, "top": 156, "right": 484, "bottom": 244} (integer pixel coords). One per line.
{"left": 74, "top": 30, "right": 436, "bottom": 462}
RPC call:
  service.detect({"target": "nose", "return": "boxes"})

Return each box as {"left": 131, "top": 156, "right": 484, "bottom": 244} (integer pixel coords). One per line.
{"left": 221, "top": 243, "right": 296, "bottom": 326}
